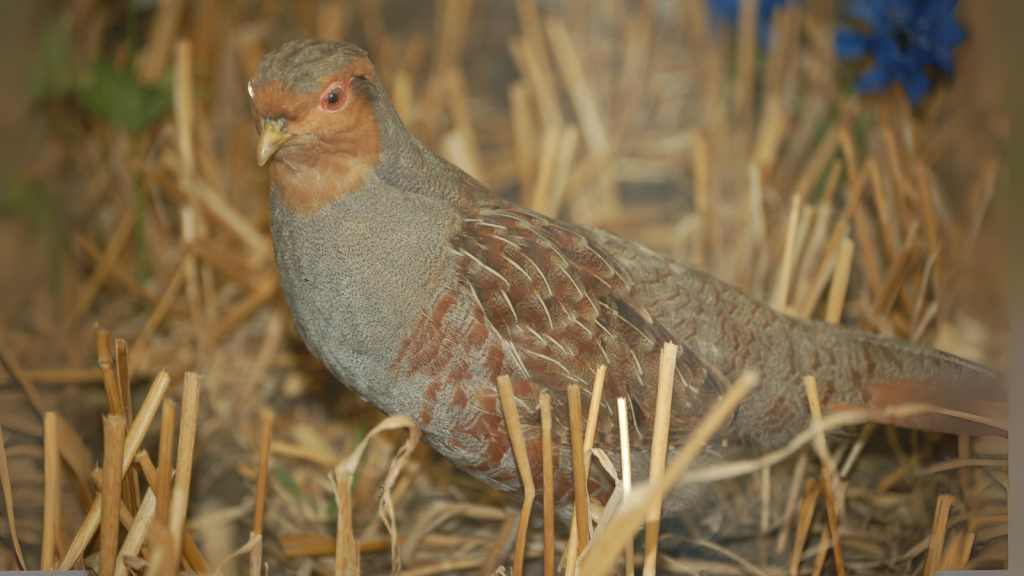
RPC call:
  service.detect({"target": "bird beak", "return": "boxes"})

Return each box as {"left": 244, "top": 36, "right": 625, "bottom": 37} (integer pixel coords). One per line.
{"left": 257, "top": 119, "right": 293, "bottom": 166}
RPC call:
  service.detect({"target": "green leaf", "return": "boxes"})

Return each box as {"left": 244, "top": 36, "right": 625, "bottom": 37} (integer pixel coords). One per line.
{"left": 2, "top": 179, "right": 64, "bottom": 287}
{"left": 4, "top": 179, "right": 52, "bottom": 226}
{"left": 75, "top": 59, "right": 172, "bottom": 133}
{"left": 29, "top": 18, "right": 172, "bottom": 133}
{"left": 29, "top": 22, "right": 74, "bottom": 101}
{"left": 273, "top": 467, "right": 303, "bottom": 500}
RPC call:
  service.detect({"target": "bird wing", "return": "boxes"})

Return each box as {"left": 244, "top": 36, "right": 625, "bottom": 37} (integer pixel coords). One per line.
{"left": 453, "top": 205, "right": 728, "bottom": 450}
{"left": 579, "top": 221, "right": 1009, "bottom": 442}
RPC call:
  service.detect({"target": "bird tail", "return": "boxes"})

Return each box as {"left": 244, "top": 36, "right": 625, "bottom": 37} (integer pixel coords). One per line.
{"left": 803, "top": 322, "right": 1008, "bottom": 438}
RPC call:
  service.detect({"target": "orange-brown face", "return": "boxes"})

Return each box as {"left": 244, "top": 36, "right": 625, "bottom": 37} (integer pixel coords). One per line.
{"left": 249, "top": 57, "right": 382, "bottom": 213}
{"left": 250, "top": 55, "right": 378, "bottom": 163}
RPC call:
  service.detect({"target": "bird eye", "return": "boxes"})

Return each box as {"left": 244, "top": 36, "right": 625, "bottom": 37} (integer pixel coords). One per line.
{"left": 321, "top": 87, "right": 345, "bottom": 111}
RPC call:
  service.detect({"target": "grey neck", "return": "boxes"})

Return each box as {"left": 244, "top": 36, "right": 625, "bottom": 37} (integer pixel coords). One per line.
{"left": 267, "top": 79, "right": 488, "bottom": 398}
{"left": 268, "top": 175, "right": 460, "bottom": 397}
{"left": 367, "top": 79, "right": 493, "bottom": 208}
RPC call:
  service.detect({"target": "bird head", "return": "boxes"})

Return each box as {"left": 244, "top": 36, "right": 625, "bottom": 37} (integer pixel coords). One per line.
{"left": 249, "top": 40, "right": 380, "bottom": 168}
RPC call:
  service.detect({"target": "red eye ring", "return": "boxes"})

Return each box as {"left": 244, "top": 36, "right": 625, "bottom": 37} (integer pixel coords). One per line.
{"left": 320, "top": 82, "right": 348, "bottom": 111}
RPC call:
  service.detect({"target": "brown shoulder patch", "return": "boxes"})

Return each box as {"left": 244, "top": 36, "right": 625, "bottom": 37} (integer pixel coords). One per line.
{"left": 454, "top": 206, "right": 727, "bottom": 451}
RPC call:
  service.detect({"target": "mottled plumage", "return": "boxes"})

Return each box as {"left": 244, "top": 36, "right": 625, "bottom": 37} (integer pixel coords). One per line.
{"left": 251, "top": 40, "right": 1005, "bottom": 515}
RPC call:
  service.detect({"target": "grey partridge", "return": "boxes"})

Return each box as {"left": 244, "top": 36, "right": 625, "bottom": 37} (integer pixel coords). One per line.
{"left": 249, "top": 40, "right": 1005, "bottom": 514}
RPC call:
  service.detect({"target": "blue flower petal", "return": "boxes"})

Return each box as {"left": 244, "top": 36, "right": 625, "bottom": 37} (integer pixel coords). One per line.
{"left": 873, "top": 37, "right": 903, "bottom": 65}
{"left": 903, "top": 48, "right": 930, "bottom": 70}
{"left": 835, "top": 27, "right": 868, "bottom": 60}
{"left": 923, "top": 0, "right": 959, "bottom": 25}
{"left": 931, "top": 47, "right": 955, "bottom": 75}
{"left": 931, "top": 18, "right": 966, "bottom": 53}
{"left": 855, "top": 64, "right": 891, "bottom": 94}
{"left": 709, "top": 0, "right": 800, "bottom": 47}
{"left": 901, "top": 68, "right": 932, "bottom": 104}
{"left": 760, "top": 0, "right": 791, "bottom": 19}
{"left": 838, "top": 0, "right": 965, "bottom": 105}
{"left": 708, "top": 0, "right": 740, "bottom": 20}
{"left": 886, "top": 1, "right": 914, "bottom": 28}
{"left": 847, "top": 0, "right": 887, "bottom": 29}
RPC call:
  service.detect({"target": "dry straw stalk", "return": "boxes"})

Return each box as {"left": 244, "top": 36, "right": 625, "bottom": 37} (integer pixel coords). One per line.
{"left": 539, "top": 393, "right": 555, "bottom": 576}
{"left": 803, "top": 375, "right": 846, "bottom": 576}
{"left": 642, "top": 342, "right": 678, "bottom": 576}
{"left": 41, "top": 412, "right": 61, "bottom": 571}
{"left": 0, "top": 425, "right": 27, "bottom": 570}
{"left": 59, "top": 371, "right": 170, "bottom": 570}
{"left": 100, "top": 415, "right": 126, "bottom": 576}
{"left": 496, "top": 375, "right": 535, "bottom": 576}
{"left": 581, "top": 370, "right": 759, "bottom": 576}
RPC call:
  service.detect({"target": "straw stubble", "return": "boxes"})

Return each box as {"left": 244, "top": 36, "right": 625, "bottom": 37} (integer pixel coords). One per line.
{"left": 100, "top": 415, "right": 126, "bottom": 576}
{"left": 642, "top": 343, "right": 677, "bottom": 576}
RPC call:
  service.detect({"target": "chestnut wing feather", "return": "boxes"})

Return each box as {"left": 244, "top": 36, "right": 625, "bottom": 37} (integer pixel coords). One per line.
{"left": 454, "top": 206, "right": 727, "bottom": 449}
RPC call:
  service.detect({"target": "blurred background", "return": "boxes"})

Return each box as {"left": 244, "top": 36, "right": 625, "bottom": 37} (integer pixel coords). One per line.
{"left": 0, "top": 0, "right": 1012, "bottom": 574}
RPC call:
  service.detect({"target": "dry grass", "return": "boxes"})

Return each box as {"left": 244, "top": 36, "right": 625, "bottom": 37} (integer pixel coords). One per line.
{"left": 0, "top": 0, "right": 1010, "bottom": 574}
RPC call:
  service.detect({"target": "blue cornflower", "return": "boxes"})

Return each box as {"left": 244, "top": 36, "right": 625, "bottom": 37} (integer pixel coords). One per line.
{"left": 836, "top": 0, "right": 965, "bottom": 104}
{"left": 708, "top": 0, "right": 800, "bottom": 45}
